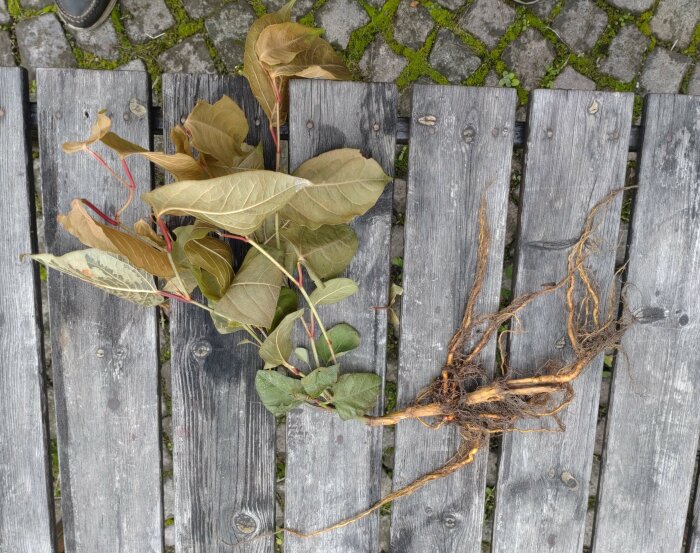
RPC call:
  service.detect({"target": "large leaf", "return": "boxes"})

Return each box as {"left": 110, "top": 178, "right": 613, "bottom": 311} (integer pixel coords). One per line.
{"left": 331, "top": 373, "right": 381, "bottom": 420}
{"left": 259, "top": 308, "right": 304, "bottom": 368}
{"left": 301, "top": 364, "right": 338, "bottom": 397}
{"left": 255, "top": 370, "right": 307, "bottom": 416}
{"left": 184, "top": 235, "right": 234, "bottom": 301}
{"left": 142, "top": 171, "right": 309, "bottom": 236}
{"left": 268, "top": 36, "right": 351, "bottom": 80}
{"left": 184, "top": 96, "right": 249, "bottom": 165}
{"left": 31, "top": 249, "right": 164, "bottom": 307}
{"left": 208, "top": 308, "right": 244, "bottom": 335}
{"left": 62, "top": 110, "right": 111, "bottom": 153}
{"left": 214, "top": 247, "right": 284, "bottom": 327}
{"left": 281, "top": 149, "right": 391, "bottom": 229}
{"left": 316, "top": 322, "right": 361, "bottom": 365}
{"left": 57, "top": 199, "right": 173, "bottom": 278}
{"left": 309, "top": 278, "right": 358, "bottom": 305}
{"left": 256, "top": 22, "right": 323, "bottom": 66}
{"left": 243, "top": 0, "right": 295, "bottom": 124}
{"left": 281, "top": 223, "right": 358, "bottom": 278}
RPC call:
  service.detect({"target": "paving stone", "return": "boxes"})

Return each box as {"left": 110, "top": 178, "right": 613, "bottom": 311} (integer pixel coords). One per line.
{"left": 366, "top": 0, "right": 386, "bottom": 8}
{"left": 435, "top": 0, "right": 465, "bottom": 10}
{"left": 121, "top": 0, "right": 175, "bottom": 44}
{"left": 0, "top": 0, "right": 10, "bottom": 25}
{"left": 502, "top": 28, "right": 556, "bottom": 89}
{"left": 650, "top": 0, "right": 700, "bottom": 50}
{"left": 599, "top": 24, "right": 650, "bottom": 82}
{"left": 0, "top": 30, "right": 14, "bottom": 66}
{"left": 118, "top": 58, "right": 147, "bottom": 71}
{"left": 158, "top": 35, "right": 216, "bottom": 73}
{"left": 459, "top": 0, "right": 516, "bottom": 49}
{"left": 16, "top": 14, "right": 76, "bottom": 80}
{"left": 528, "top": 0, "right": 558, "bottom": 20}
{"left": 393, "top": 0, "right": 433, "bottom": 50}
{"left": 205, "top": 1, "right": 256, "bottom": 70}
{"left": 68, "top": 18, "right": 120, "bottom": 61}
{"left": 398, "top": 76, "right": 431, "bottom": 116}
{"left": 606, "top": 0, "right": 654, "bottom": 11}
{"left": 163, "top": 478, "right": 174, "bottom": 519}
{"left": 265, "top": 0, "right": 315, "bottom": 20}
{"left": 688, "top": 65, "right": 700, "bottom": 96}
{"left": 358, "top": 36, "right": 408, "bottom": 82}
{"left": 181, "top": 0, "right": 223, "bottom": 19}
{"left": 429, "top": 29, "right": 480, "bottom": 83}
{"left": 638, "top": 47, "right": 690, "bottom": 94}
{"left": 484, "top": 69, "right": 500, "bottom": 87}
{"left": 552, "top": 0, "right": 607, "bottom": 54}
{"left": 19, "top": 0, "right": 51, "bottom": 8}
{"left": 390, "top": 224, "right": 404, "bottom": 260}
{"left": 316, "top": 0, "right": 369, "bottom": 50}
{"left": 552, "top": 66, "right": 596, "bottom": 90}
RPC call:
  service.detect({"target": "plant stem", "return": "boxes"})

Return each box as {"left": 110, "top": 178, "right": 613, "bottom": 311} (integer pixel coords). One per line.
{"left": 245, "top": 238, "right": 337, "bottom": 364}
{"left": 115, "top": 158, "right": 137, "bottom": 221}
{"left": 300, "top": 317, "right": 320, "bottom": 368}
{"left": 80, "top": 199, "right": 120, "bottom": 226}
{"left": 275, "top": 213, "right": 281, "bottom": 250}
{"left": 86, "top": 148, "right": 131, "bottom": 189}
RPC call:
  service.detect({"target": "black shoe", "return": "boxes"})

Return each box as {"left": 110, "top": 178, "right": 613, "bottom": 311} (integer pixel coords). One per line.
{"left": 56, "top": 0, "right": 117, "bottom": 30}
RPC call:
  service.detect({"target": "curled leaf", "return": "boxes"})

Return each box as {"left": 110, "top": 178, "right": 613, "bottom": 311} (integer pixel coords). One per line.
{"left": 256, "top": 22, "right": 324, "bottom": 66}
{"left": 31, "top": 249, "right": 164, "bottom": 307}
{"left": 282, "top": 148, "right": 391, "bottom": 229}
{"left": 271, "top": 287, "right": 300, "bottom": 330}
{"left": 267, "top": 36, "right": 351, "bottom": 80}
{"left": 184, "top": 235, "right": 234, "bottom": 301}
{"left": 259, "top": 308, "right": 305, "bottom": 369}
{"left": 57, "top": 199, "right": 120, "bottom": 254}
{"left": 184, "top": 96, "right": 249, "bottom": 165}
{"left": 309, "top": 278, "right": 358, "bottom": 305}
{"left": 62, "top": 110, "right": 111, "bottom": 153}
{"left": 316, "top": 322, "right": 360, "bottom": 365}
{"left": 142, "top": 171, "right": 309, "bottom": 236}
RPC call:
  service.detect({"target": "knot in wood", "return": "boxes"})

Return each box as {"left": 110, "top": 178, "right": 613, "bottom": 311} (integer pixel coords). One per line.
{"left": 442, "top": 513, "right": 459, "bottom": 528}
{"left": 233, "top": 512, "right": 257, "bottom": 534}
{"left": 372, "top": 122, "right": 380, "bottom": 132}
{"left": 95, "top": 348, "right": 105, "bottom": 358}
{"left": 546, "top": 128, "right": 554, "bottom": 139}
{"left": 306, "top": 120, "right": 314, "bottom": 129}
{"left": 191, "top": 339, "right": 212, "bottom": 359}
{"left": 417, "top": 114, "right": 437, "bottom": 126}
{"left": 560, "top": 470, "right": 578, "bottom": 489}
{"left": 0, "top": 108, "right": 5, "bottom": 118}
{"left": 462, "top": 126, "right": 476, "bottom": 143}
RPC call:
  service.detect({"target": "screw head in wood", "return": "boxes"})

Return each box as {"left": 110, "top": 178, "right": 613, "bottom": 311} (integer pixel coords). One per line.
{"left": 546, "top": 128, "right": 554, "bottom": 138}
{"left": 306, "top": 120, "right": 314, "bottom": 129}
{"left": 96, "top": 348, "right": 105, "bottom": 358}
{"left": 372, "top": 122, "right": 380, "bottom": 132}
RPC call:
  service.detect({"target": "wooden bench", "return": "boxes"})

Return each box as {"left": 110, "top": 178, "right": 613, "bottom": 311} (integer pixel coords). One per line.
{"left": 1, "top": 66, "right": 699, "bottom": 553}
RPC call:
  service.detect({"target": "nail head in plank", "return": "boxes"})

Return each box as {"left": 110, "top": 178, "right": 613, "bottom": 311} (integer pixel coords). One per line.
{"left": 284, "top": 80, "right": 396, "bottom": 552}
{"left": 162, "top": 73, "right": 276, "bottom": 553}
{"left": 390, "top": 85, "right": 516, "bottom": 552}
{"left": 0, "top": 67, "right": 55, "bottom": 553}
{"left": 36, "top": 68, "right": 162, "bottom": 553}
{"left": 491, "top": 89, "right": 632, "bottom": 553}
{"left": 592, "top": 94, "right": 700, "bottom": 553}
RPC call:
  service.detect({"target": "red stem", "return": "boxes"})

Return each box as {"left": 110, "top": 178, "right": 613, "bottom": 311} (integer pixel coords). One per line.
{"left": 297, "top": 261, "right": 303, "bottom": 287}
{"left": 156, "top": 218, "right": 173, "bottom": 252}
{"left": 80, "top": 199, "right": 119, "bottom": 226}
{"left": 218, "top": 233, "right": 250, "bottom": 244}
{"left": 86, "top": 148, "right": 129, "bottom": 188}
{"left": 158, "top": 290, "right": 191, "bottom": 303}
{"left": 121, "top": 158, "right": 137, "bottom": 191}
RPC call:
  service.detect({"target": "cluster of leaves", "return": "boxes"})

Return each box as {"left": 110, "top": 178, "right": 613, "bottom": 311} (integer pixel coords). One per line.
{"left": 31, "top": 1, "right": 390, "bottom": 421}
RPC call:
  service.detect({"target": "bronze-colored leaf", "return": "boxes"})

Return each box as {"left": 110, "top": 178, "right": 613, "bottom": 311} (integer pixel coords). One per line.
{"left": 62, "top": 110, "right": 111, "bottom": 153}
{"left": 184, "top": 96, "right": 249, "bottom": 165}
{"left": 100, "top": 131, "right": 147, "bottom": 157}
{"left": 171, "top": 125, "right": 192, "bottom": 156}
{"left": 57, "top": 199, "right": 120, "bottom": 254}
{"left": 243, "top": 0, "right": 295, "bottom": 124}
{"left": 256, "top": 22, "right": 323, "bottom": 66}
{"left": 133, "top": 219, "right": 165, "bottom": 247}
{"left": 99, "top": 225, "right": 174, "bottom": 278}
{"left": 141, "top": 152, "right": 205, "bottom": 181}
{"left": 267, "top": 36, "right": 351, "bottom": 80}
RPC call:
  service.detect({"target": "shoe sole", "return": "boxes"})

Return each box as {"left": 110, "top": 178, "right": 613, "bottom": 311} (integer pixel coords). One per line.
{"left": 59, "top": 0, "right": 119, "bottom": 32}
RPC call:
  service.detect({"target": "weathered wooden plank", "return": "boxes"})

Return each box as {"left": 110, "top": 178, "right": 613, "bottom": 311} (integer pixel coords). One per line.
{"left": 283, "top": 80, "right": 396, "bottom": 552}
{"left": 492, "top": 89, "right": 632, "bottom": 553}
{"left": 592, "top": 94, "right": 700, "bottom": 553}
{"left": 36, "top": 69, "right": 162, "bottom": 553}
{"left": 161, "top": 74, "right": 276, "bottom": 552}
{"left": 390, "top": 85, "right": 516, "bottom": 552}
{"left": 691, "top": 475, "right": 700, "bottom": 553}
{"left": 0, "top": 67, "right": 55, "bottom": 553}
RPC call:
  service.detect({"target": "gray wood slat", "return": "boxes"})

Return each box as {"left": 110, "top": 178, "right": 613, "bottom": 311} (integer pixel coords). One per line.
{"left": 492, "top": 89, "right": 632, "bottom": 553}
{"left": 0, "top": 67, "right": 55, "bottom": 553}
{"left": 592, "top": 94, "right": 700, "bottom": 553}
{"left": 284, "top": 80, "right": 396, "bottom": 552}
{"left": 390, "top": 85, "right": 516, "bottom": 552}
{"left": 161, "top": 74, "right": 276, "bottom": 553}
{"left": 36, "top": 69, "right": 162, "bottom": 553}
{"left": 692, "top": 484, "right": 700, "bottom": 553}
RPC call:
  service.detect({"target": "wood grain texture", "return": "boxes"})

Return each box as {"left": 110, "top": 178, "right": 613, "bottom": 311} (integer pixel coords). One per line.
{"left": 283, "top": 80, "right": 396, "bottom": 552}
{"left": 0, "top": 67, "right": 55, "bottom": 553}
{"left": 162, "top": 74, "right": 276, "bottom": 553}
{"left": 492, "top": 89, "right": 632, "bottom": 553}
{"left": 592, "top": 94, "right": 700, "bottom": 553}
{"left": 691, "top": 482, "right": 700, "bottom": 553}
{"left": 390, "top": 85, "right": 516, "bottom": 552}
{"left": 36, "top": 69, "right": 162, "bottom": 553}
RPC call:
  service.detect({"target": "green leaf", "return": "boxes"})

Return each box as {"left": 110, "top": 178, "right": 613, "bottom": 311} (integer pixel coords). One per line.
{"left": 31, "top": 249, "right": 164, "bottom": 307}
{"left": 294, "top": 347, "right": 309, "bottom": 366}
{"left": 331, "top": 373, "right": 381, "bottom": 420}
{"left": 184, "top": 95, "right": 249, "bottom": 165}
{"left": 281, "top": 223, "right": 358, "bottom": 278}
{"left": 214, "top": 247, "right": 284, "bottom": 327}
{"left": 309, "top": 278, "right": 358, "bottom": 305}
{"left": 259, "top": 309, "right": 304, "bottom": 369}
{"left": 316, "top": 323, "right": 360, "bottom": 365}
{"left": 184, "top": 236, "right": 234, "bottom": 301}
{"left": 281, "top": 148, "right": 392, "bottom": 229}
{"left": 255, "top": 370, "right": 307, "bottom": 416}
{"left": 243, "top": 0, "right": 295, "bottom": 124}
{"left": 270, "top": 287, "right": 299, "bottom": 330}
{"left": 301, "top": 364, "right": 338, "bottom": 397}
{"left": 208, "top": 309, "right": 245, "bottom": 335}
{"left": 141, "top": 171, "right": 309, "bottom": 236}
{"left": 388, "top": 283, "right": 403, "bottom": 307}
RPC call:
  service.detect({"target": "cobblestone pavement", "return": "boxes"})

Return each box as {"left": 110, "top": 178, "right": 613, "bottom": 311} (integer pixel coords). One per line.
{"left": 0, "top": 0, "right": 698, "bottom": 113}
